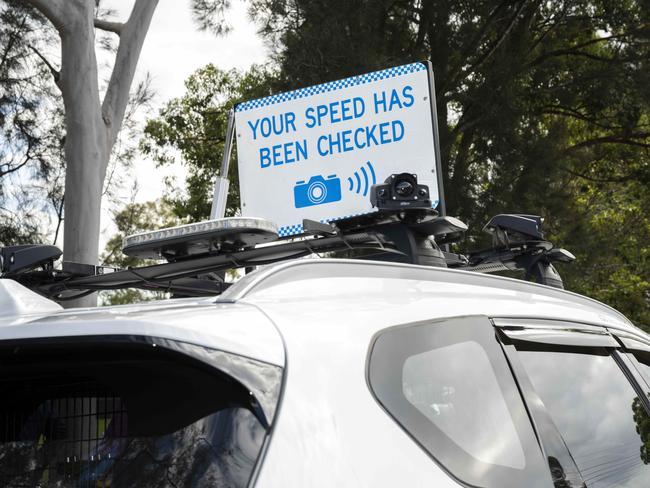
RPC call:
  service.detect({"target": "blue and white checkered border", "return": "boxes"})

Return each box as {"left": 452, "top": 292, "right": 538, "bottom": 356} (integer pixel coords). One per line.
{"left": 236, "top": 63, "right": 427, "bottom": 113}
{"left": 278, "top": 223, "right": 305, "bottom": 237}
{"left": 277, "top": 199, "right": 439, "bottom": 237}
{"left": 277, "top": 211, "right": 372, "bottom": 238}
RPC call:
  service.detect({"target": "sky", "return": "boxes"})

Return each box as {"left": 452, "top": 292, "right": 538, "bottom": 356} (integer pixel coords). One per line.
{"left": 96, "top": 0, "right": 269, "bottom": 248}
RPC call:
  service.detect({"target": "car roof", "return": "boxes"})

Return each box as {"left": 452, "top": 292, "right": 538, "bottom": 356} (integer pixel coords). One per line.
{"left": 0, "top": 258, "right": 646, "bottom": 363}
{"left": 222, "top": 258, "right": 642, "bottom": 337}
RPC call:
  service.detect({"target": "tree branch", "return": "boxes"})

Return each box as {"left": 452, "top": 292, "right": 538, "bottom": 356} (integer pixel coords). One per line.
{"left": 461, "top": 0, "right": 529, "bottom": 78}
{"left": 94, "top": 18, "right": 124, "bottom": 35}
{"left": 562, "top": 167, "right": 639, "bottom": 184}
{"left": 564, "top": 133, "right": 650, "bottom": 152}
{"left": 527, "top": 48, "right": 619, "bottom": 67}
{"left": 0, "top": 153, "right": 32, "bottom": 177}
{"left": 437, "top": 0, "right": 510, "bottom": 93}
{"left": 14, "top": 0, "right": 67, "bottom": 32}
{"left": 539, "top": 104, "right": 641, "bottom": 131}
{"left": 52, "top": 195, "right": 64, "bottom": 245}
{"left": 102, "top": 0, "right": 159, "bottom": 171}
{"left": 0, "top": 15, "right": 28, "bottom": 72}
{"left": 28, "top": 45, "right": 60, "bottom": 83}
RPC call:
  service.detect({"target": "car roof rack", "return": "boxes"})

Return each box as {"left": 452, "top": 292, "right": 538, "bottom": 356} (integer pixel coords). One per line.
{"left": 0, "top": 202, "right": 574, "bottom": 302}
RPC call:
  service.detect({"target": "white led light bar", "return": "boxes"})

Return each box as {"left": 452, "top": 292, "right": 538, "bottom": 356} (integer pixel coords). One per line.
{"left": 122, "top": 217, "right": 279, "bottom": 260}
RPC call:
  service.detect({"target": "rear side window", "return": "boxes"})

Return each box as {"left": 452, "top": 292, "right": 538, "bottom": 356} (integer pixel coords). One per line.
{"left": 367, "top": 316, "right": 552, "bottom": 488}
{"left": 0, "top": 337, "right": 282, "bottom": 488}
{"left": 518, "top": 348, "right": 650, "bottom": 488}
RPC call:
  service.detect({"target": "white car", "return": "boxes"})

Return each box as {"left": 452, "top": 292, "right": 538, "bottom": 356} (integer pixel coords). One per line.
{"left": 1, "top": 257, "right": 649, "bottom": 488}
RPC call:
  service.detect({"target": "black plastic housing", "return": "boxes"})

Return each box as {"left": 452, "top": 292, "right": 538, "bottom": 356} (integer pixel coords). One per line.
{"left": 370, "top": 173, "right": 432, "bottom": 210}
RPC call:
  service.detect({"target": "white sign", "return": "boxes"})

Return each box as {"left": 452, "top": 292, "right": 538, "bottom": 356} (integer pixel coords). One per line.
{"left": 235, "top": 62, "right": 439, "bottom": 237}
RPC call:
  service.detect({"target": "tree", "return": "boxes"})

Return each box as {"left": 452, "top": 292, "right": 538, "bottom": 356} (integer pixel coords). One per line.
{"left": 9, "top": 0, "right": 158, "bottom": 306}
{"left": 100, "top": 198, "right": 182, "bottom": 305}
{"left": 0, "top": 1, "right": 65, "bottom": 245}
{"left": 245, "top": 0, "right": 650, "bottom": 329}
{"left": 97, "top": 64, "right": 271, "bottom": 306}
{"left": 141, "top": 64, "right": 275, "bottom": 221}
{"left": 7, "top": 0, "right": 234, "bottom": 307}
{"left": 633, "top": 396, "right": 650, "bottom": 464}
{"left": 128, "top": 1, "right": 649, "bottom": 326}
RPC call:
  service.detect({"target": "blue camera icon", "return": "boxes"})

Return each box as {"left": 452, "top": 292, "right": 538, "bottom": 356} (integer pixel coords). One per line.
{"left": 294, "top": 174, "right": 342, "bottom": 208}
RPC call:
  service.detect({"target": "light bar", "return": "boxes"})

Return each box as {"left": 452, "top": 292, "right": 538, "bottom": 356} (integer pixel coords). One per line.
{"left": 122, "top": 217, "right": 279, "bottom": 260}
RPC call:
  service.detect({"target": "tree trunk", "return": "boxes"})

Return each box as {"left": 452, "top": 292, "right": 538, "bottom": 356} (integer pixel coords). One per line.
{"left": 18, "top": 0, "right": 159, "bottom": 308}
{"left": 59, "top": 5, "right": 108, "bottom": 308}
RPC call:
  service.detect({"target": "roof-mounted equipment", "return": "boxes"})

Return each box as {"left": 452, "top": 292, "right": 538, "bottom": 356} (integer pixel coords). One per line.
{"left": 0, "top": 179, "right": 575, "bottom": 300}
{"left": 1, "top": 244, "right": 61, "bottom": 276}
{"left": 462, "top": 214, "right": 575, "bottom": 289}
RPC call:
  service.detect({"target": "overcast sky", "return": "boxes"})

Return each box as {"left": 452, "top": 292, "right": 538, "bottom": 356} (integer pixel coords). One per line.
{"left": 96, "top": 0, "right": 268, "bottom": 247}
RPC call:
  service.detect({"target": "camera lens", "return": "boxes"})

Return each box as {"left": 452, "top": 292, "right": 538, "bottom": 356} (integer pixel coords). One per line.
{"left": 308, "top": 181, "right": 327, "bottom": 204}
{"left": 395, "top": 180, "right": 414, "bottom": 197}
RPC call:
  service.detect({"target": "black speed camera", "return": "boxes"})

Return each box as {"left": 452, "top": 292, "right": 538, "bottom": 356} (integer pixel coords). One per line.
{"left": 370, "top": 173, "right": 432, "bottom": 210}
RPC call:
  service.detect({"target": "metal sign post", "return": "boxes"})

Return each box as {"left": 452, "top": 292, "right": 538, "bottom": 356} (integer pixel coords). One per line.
{"left": 426, "top": 61, "right": 447, "bottom": 218}
{"left": 210, "top": 109, "right": 236, "bottom": 219}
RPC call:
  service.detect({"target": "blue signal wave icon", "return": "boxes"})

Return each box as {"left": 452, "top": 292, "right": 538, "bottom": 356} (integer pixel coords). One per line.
{"left": 347, "top": 161, "right": 376, "bottom": 197}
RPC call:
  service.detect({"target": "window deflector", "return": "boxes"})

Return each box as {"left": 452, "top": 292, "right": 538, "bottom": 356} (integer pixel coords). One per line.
{"left": 505, "top": 339, "right": 650, "bottom": 488}
{"left": 493, "top": 318, "right": 619, "bottom": 348}
{"left": 496, "top": 321, "right": 650, "bottom": 487}
{"left": 613, "top": 330, "right": 650, "bottom": 354}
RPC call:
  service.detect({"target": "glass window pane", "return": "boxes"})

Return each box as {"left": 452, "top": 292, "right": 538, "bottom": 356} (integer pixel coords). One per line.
{"left": 518, "top": 349, "right": 650, "bottom": 488}
{"left": 0, "top": 341, "right": 274, "bottom": 488}
{"left": 403, "top": 340, "right": 525, "bottom": 469}
{"left": 368, "top": 316, "right": 552, "bottom": 488}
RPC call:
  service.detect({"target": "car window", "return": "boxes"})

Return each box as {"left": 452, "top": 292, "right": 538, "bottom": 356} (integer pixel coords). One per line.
{"left": 517, "top": 348, "right": 650, "bottom": 488}
{"left": 403, "top": 340, "right": 525, "bottom": 469}
{"left": 0, "top": 338, "right": 280, "bottom": 488}
{"left": 368, "top": 316, "right": 552, "bottom": 488}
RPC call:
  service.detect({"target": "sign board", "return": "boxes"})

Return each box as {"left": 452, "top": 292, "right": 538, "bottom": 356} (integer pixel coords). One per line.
{"left": 235, "top": 62, "right": 441, "bottom": 237}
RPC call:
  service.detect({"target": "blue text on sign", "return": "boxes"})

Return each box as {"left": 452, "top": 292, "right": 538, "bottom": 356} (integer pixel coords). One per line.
{"left": 248, "top": 112, "right": 297, "bottom": 140}
{"left": 260, "top": 139, "right": 308, "bottom": 168}
{"left": 305, "top": 97, "right": 366, "bottom": 128}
